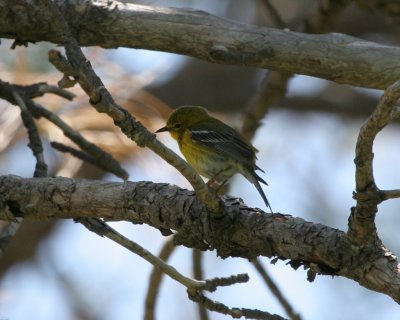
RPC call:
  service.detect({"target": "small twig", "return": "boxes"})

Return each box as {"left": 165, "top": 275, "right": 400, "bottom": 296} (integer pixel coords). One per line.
{"left": 252, "top": 258, "right": 301, "bottom": 320}
{"left": 76, "top": 217, "right": 206, "bottom": 288}
{"left": 29, "top": 101, "right": 128, "bottom": 180}
{"left": 76, "top": 217, "right": 247, "bottom": 292}
{"left": 0, "top": 79, "right": 75, "bottom": 102}
{"left": 193, "top": 249, "right": 209, "bottom": 320}
{"left": 188, "top": 290, "right": 287, "bottom": 320}
{"left": 380, "top": 189, "right": 400, "bottom": 200}
{"left": 0, "top": 79, "right": 127, "bottom": 179}
{"left": 144, "top": 238, "right": 176, "bottom": 320}
{"left": 45, "top": 1, "right": 219, "bottom": 212}
{"left": 36, "top": 83, "right": 76, "bottom": 100}
{"left": 50, "top": 141, "right": 98, "bottom": 165}
{"left": 349, "top": 80, "right": 400, "bottom": 244}
{"left": 76, "top": 218, "right": 260, "bottom": 318}
{"left": 0, "top": 89, "right": 48, "bottom": 257}
{"left": 12, "top": 90, "right": 48, "bottom": 177}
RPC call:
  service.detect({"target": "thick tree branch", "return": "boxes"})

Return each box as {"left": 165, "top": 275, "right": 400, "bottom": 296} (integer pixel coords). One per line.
{"left": 0, "top": 175, "right": 399, "bottom": 303}
{"left": 1, "top": 0, "right": 400, "bottom": 89}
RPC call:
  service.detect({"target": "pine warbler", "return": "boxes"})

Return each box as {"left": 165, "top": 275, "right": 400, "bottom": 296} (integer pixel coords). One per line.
{"left": 156, "top": 106, "right": 273, "bottom": 213}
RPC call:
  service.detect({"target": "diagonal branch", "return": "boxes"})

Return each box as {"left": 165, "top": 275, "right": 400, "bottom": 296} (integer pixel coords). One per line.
{"left": 0, "top": 79, "right": 128, "bottom": 180}
{"left": 44, "top": 1, "right": 219, "bottom": 212}
{"left": 0, "top": 89, "right": 48, "bottom": 257}
{"left": 252, "top": 259, "right": 301, "bottom": 320}
{"left": 30, "top": 102, "right": 128, "bottom": 180}
{"left": 11, "top": 90, "right": 47, "bottom": 178}
{"left": 349, "top": 80, "right": 400, "bottom": 244}
{"left": 144, "top": 238, "right": 176, "bottom": 320}
{"left": 76, "top": 217, "right": 266, "bottom": 319}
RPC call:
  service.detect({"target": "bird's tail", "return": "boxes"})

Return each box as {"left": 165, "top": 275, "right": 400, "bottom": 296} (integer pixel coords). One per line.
{"left": 253, "top": 174, "right": 273, "bottom": 214}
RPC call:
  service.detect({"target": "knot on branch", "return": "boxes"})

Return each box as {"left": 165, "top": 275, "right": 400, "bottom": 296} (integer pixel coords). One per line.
{"left": 352, "top": 185, "right": 382, "bottom": 204}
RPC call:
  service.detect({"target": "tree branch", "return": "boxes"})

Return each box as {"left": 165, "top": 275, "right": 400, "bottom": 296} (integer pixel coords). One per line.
{"left": 77, "top": 217, "right": 258, "bottom": 318}
{"left": 42, "top": 0, "right": 219, "bottom": 212}
{"left": 144, "top": 238, "right": 175, "bottom": 320}
{"left": 241, "top": 0, "right": 349, "bottom": 140}
{"left": 349, "top": 80, "right": 400, "bottom": 244}
{"left": 0, "top": 0, "right": 400, "bottom": 89}
{"left": 193, "top": 249, "right": 209, "bottom": 320}
{"left": 0, "top": 88, "right": 49, "bottom": 257}
{"left": 252, "top": 259, "right": 301, "bottom": 320}
{"left": 0, "top": 175, "right": 399, "bottom": 303}
{"left": 0, "top": 79, "right": 128, "bottom": 180}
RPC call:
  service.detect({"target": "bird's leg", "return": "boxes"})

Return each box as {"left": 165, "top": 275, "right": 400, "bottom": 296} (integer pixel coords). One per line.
{"left": 207, "top": 171, "right": 231, "bottom": 196}
{"left": 215, "top": 179, "right": 228, "bottom": 193}
{"left": 206, "top": 169, "right": 224, "bottom": 188}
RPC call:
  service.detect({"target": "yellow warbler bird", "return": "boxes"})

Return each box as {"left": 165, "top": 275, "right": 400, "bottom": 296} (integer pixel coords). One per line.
{"left": 156, "top": 106, "right": 273, "bottom": 213}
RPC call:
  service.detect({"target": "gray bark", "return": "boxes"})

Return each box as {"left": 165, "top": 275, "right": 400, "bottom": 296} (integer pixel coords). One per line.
{"left": 0, "top": 0, "right": 399, "bottom": 89}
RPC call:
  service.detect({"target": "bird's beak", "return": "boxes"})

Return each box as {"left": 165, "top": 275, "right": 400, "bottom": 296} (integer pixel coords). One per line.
{"left": 155, "top": 126, "right": 170, "bottom": 133}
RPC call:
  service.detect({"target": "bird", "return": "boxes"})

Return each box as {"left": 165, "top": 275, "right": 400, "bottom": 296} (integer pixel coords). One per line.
{"left": 156, "top": 105, "right": 273, "bottom": 213}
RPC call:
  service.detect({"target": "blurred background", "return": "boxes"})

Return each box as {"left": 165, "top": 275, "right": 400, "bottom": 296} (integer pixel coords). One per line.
{"left": 1, "top": 0, "right": 400, "bottom": 319}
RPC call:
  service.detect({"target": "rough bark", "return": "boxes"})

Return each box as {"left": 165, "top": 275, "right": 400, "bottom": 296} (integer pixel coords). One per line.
{"left": 1, "top": 0, "right": 400, "bottom": 89}
{"left": 0, "top": 175, "right": 399, "bottom": 303}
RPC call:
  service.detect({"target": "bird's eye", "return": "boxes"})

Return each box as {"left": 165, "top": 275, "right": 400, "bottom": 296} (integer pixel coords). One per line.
{"left": 175, "top": 123, "right": 181, "bottom": 129}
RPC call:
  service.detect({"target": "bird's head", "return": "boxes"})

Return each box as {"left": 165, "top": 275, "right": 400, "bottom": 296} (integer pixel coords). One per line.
{"left": 156, "top": 106, "right": 209, "bottom": 139}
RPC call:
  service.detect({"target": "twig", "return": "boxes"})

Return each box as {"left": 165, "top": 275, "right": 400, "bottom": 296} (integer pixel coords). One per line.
{"left": 349, "top": 80, "right": 400, "bottom": 244}
{"left": 144, "top": 238, "right": 175, "bottom": 320}
{"left": 188, "top": 290, "right": 287, "bottom": 320}
{"left": 0, "top": 79, "right": 75, "bottom": 102}
{"left": 252, "top": 258, "right": 301, "bottom": 320}
{"left": 193, "top": 249, "right": 209, "bottom": 320}
{"left": 380, "top": 189, "right": 400, "bottom": 200}
{"left": 75, "top": 217, "right": 248, "bottom": 292}
{"left": 76, "top": 217, "right": 206, "bottom": 288}
{"left": 50, "top": 141, "right": 99, "bottom": 165}
{"left": 29, "top": 101, "right": 128, "bottom": 180}
{"left": 0, "top": 89, "right": 48, "bottom": 256}
{"left": 12, "top": 90, "right": 47, "bottom": 177}
{"left": 75, "top": 217, "right": 263, "bottom": 318}
{"left": 45, "top": 1, "right": 219, "bottom": 212}
{"left": 0, "top": 78, "right": 128, "bottom": 180}
{"left": 36, "top": 83, "right": 76, "bottom": 100}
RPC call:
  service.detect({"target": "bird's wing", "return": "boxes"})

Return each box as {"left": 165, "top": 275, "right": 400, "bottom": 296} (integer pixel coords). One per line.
{"left": 189, "top": 121, "right": 256, "bottom": 163}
